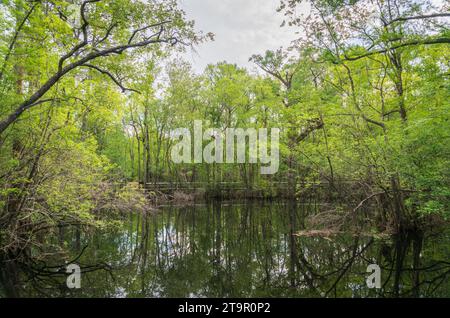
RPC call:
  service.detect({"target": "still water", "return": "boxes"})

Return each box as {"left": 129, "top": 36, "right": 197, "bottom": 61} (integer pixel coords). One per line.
{"left": 1, "top": 201, "right": 449, "bottom": 297}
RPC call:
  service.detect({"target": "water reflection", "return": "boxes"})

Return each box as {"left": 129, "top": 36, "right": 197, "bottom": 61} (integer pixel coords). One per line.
{"left": 1, "top": 201, "right": 449, "bottom": 297}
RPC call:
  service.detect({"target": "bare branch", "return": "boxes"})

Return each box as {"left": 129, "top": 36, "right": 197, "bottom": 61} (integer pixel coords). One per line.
{"left": 344, "top": 37, "right": 450, "bottom": 61}
{"left": 128, "top": 21, "right": 171, "bottom": 44}
{"left": 386, "top": 12, "right": 450, "bottom": 26}
{"left": 81, "top": 64, "right": 141, "bottom": 93}
{"left": 95, "top": 22, "right": 118, "bottom": 46}
{"left": 58, "top": 0, "right": 101, "bottom": 72}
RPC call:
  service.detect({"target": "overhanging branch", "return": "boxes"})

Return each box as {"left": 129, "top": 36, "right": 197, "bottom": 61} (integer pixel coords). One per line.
{"left": 81, "top": 64, "right": 141, "bottom": 93}
{"left": 386, "top": 13, "right": 450, "bottom": 26}
{"left": 344, "top": 37, "right": 450, "bottom": 61}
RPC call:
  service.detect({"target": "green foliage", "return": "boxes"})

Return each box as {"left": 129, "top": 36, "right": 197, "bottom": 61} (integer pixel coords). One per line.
{"left": 0, "top": 0, "right": 449, "bottom": 256}
{"left": 0, "top": 0, "right": 200, "bottom": 253}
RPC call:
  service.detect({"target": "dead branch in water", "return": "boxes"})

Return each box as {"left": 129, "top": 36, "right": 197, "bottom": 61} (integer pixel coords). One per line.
{"left": 352, "top": 191, "right": 386, "bottom": 214}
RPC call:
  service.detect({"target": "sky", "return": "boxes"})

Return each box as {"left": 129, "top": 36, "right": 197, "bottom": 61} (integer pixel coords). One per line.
{"left": 178, "top": 0, "right": 302, "bottom": 74}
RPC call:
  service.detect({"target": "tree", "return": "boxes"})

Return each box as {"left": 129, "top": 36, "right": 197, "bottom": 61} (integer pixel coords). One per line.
{"left": 0, "top": 0, "right": 208, "bottom": 135}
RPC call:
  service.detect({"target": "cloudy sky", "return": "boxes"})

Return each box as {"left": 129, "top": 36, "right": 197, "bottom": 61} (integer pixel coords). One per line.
{"left": 179, "top": 0, "right": 302, "bottom": 73}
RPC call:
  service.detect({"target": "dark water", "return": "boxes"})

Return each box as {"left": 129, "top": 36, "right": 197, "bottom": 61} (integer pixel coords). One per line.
{"left": 1, "top": 201, "right": 449, "bottom": 297}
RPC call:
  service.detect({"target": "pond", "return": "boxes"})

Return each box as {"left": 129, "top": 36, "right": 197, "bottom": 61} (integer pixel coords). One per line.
{"left": 1, "top": 201, "right": 449, "bottom": 297}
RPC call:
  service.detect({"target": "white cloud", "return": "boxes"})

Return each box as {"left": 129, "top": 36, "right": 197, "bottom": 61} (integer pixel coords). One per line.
{"left": 179, "top": 0, "right": 303, "bottom": 73}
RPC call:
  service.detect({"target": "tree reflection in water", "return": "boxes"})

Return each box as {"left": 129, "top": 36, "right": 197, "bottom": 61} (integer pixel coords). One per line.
{"left": 1, "top": 201, "right": 449, "bottom": 297}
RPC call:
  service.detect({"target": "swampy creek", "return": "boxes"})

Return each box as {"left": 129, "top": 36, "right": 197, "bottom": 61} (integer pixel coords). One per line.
{"left": 1, "top": 201, "right": 449, "bottom": 297}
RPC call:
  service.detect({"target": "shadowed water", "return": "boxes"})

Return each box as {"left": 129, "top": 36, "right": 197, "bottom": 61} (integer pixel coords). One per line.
{"left": 1, "top": 201, "right": 449, "bottom": 297}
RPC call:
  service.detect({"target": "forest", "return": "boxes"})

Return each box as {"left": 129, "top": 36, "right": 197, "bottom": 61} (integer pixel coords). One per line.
{"left": 0, "top": 0, "right": 449, "bottom": 298}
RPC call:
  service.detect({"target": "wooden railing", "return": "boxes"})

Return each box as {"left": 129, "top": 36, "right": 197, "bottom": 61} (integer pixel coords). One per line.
{"left": 142, "top": 181, "right": 339, "bottom": 192}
